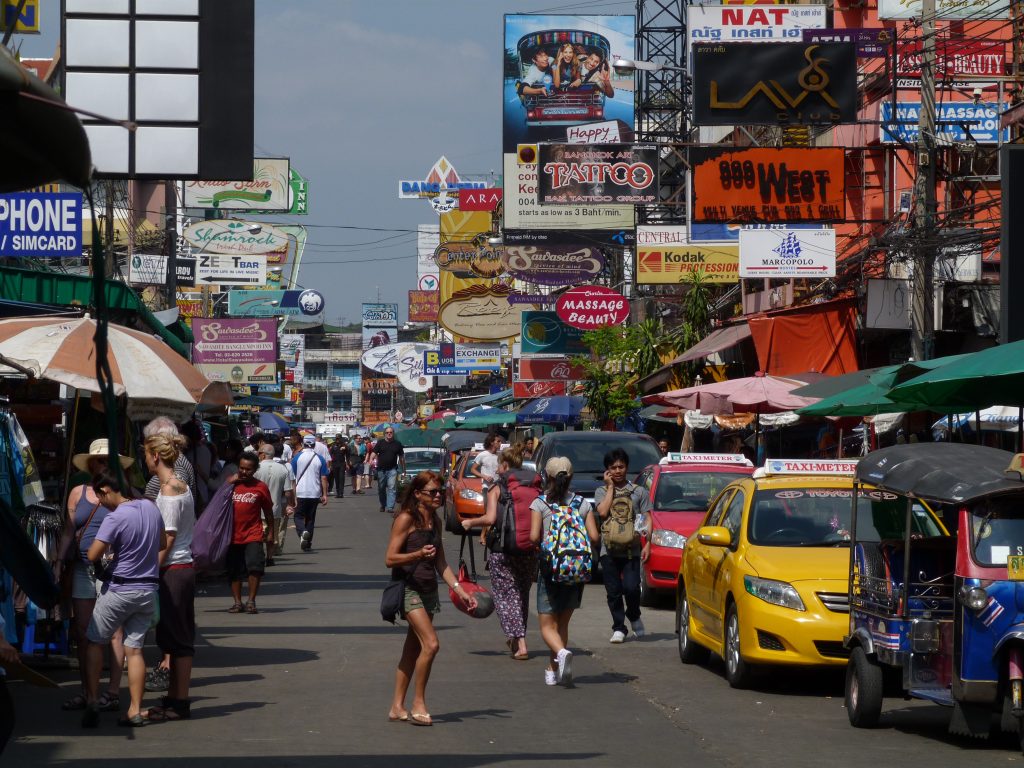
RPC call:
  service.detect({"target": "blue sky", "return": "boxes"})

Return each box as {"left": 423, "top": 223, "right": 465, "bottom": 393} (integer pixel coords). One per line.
{"left": 16, "top": 0, "right": 637, "bottom": 326}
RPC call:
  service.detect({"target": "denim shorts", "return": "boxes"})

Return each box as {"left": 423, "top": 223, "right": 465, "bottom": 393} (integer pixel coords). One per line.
{"left": 71, "top": 561, "right": 101, "bottom": 600}
{"left": 536, "top": 575, "right": 584, "bottom": 615}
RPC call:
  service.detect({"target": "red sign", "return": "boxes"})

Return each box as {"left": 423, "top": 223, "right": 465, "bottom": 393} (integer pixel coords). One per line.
{"left": 458, "top": 188, "right": 502, "bottom": 211}
{"left": 513, "top": 380, "right": 568, "bottom": 399}
{"left": 408, "top": 290, "right": 439, "bottom": 323}
{"left": 555, "top": 285, "right": 629, "bottom": 331}
{"left": 896, "top": 40, "right": 1005, "bottom": 78}
{"left": 518, "top": 358, "right": 585, "bottom": 382}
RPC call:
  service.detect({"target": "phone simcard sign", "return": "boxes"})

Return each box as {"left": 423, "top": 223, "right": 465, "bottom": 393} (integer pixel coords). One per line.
{"left": 0, "top": 193, "right": 82, "bottom": 257}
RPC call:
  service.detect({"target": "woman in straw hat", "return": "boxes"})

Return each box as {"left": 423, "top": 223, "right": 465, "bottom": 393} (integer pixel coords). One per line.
{"left": 61, "top": 439, "right": 133, "bottom": 713}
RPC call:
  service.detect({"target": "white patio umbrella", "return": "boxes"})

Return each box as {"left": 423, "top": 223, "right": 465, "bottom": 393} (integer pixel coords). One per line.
{"left": 0, "top": 315, "right": 232, "bottom": 407}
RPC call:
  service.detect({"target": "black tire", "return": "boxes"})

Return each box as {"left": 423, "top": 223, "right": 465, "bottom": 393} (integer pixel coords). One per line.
{"left": 724, "top": 602, "right": 753, "bottom": 689}
{"left": 676, "top": 586, "right": 710, "bottom": 665}
{"left": 444, "top": 502, "right": 462, "bottom": 535}
{"left": 639, "top": 570, "right": 657, "bottom": 607}
{"left": 845, "top": 646, "right": 884, "bottom": 728}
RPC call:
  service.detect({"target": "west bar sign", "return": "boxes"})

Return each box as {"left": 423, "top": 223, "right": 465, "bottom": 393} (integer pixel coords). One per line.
{"left": 0, "top": 192, "right": 82, "bottom": 257}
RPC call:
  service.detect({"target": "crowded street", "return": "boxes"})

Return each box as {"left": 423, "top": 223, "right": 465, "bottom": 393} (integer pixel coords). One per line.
{"left": 4, "top": 489, "right": 1021, "bottom": 767}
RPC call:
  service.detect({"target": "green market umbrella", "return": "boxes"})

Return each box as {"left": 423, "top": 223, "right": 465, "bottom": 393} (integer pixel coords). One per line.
{"left": 888, "top": 342, "right": 1024, "bottom": 410}
{"left": 455, "top": 406, "right": 516, "bottom": 430}
{"left": 796, "top": 380, "right": 917, "bottom": 417}
{"left": 425, "top": 414, "right": 459, "bottom": 431}
{"left": 790, "top": 366, "right": 896, "bottom": 399}
{"left": 394, "top": 428, "right": 446, "bottom": 449}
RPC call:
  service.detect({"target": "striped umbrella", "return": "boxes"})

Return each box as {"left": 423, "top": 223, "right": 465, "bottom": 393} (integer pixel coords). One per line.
{"left": 0, "top": 315, "right": 232, "bottom": 406}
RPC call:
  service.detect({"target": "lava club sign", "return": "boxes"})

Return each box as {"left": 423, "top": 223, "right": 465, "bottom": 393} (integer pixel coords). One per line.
{"left": 555, "top": 285, "right": 629, "bottom": 330}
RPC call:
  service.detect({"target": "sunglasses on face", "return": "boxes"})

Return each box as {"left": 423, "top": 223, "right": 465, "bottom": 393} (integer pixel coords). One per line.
{"left": 420, "top": 488, "right": 442, "bottom": 496}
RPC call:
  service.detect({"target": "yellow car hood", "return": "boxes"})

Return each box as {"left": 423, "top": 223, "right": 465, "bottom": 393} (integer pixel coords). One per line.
{"left": 743, "top": 545, "right": 850, "bottom": 585}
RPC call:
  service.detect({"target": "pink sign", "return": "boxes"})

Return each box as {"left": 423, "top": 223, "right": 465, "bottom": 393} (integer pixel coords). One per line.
{"left": 192, "top": 318, "right": 278, "bottom": 364}
{"left": 555, "top": 285, "right": 629, "bottom": 331}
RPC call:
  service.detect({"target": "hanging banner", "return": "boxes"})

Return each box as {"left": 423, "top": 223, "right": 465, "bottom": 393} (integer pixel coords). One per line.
{"left": 417, "top": 224, "right": 440, "bottom": 292}
{"left": 513, "top": 380, "right": 568, "bottom": 398}
{"left": 739, "top": 228, "right": 836, "bottom": 278}
{"left": 692, "top": 42, "right": 858, "bottom": 125}
{"left": 280, "top": 333, "right": 305, "bottom": 385}
{"left": 691, "top": 147, "right": 846, "bottom": 223}
{"left": 197, "top": 362, "right": 277, "bottom": 385}
{"left": 408, "top": 290, "right": 439, "bottom": 322}
{"left": 537, "top": 144, "right": 659, "bottom": 205}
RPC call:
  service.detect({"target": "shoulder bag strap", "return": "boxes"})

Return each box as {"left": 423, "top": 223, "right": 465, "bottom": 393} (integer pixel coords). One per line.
{"left": 76, "top": 499, "right": 101, "bottom": 546}
{"left": 295, "top": 451, "right": 317, "bottom": 485}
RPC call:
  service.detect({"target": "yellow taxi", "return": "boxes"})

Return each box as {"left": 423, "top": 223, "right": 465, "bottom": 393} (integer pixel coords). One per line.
{"left": 675, "top": 458, "right": 947, "bottom": 688}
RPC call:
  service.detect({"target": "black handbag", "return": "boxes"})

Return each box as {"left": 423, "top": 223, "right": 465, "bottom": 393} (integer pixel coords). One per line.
{"left": 380, "top": 577, "right": 405, "bottom": 624}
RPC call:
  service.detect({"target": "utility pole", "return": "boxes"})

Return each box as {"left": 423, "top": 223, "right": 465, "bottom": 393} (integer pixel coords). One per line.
{"left": 163, "top": 181, "right": 177, "bottom": 310}
{"left": 910, "top": 0, "right": 936, "bottom": 360}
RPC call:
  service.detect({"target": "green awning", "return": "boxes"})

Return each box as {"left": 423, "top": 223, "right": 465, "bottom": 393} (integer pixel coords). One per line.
{"left": 0, "top": 266, "right": 189, "bottom": 357}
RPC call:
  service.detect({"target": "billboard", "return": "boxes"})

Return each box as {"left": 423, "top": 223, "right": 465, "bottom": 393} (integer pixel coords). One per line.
{"left": 184, "top": 158, "right": 291, "bottom": 211}
{"left": 417, "top": 224, "right": 440, "bottom": 291}
{"left": 0, "top": 192, "right": 82, "bottom": 257}
{"left": 537, "top": 144, "right": 659, "bottom": 205}
{"left": 878, "top": 0, "right": 1008, "bottom": 19}
{"left": 894, "top": 40, "right": 1005, "bottom": 78}
{"left": 459, "top": 189, "right": 502, "bottom": 211}
{"left": 433, "top": 238, "right": 506, "bottom": 278}
{"left": 362, "top": 303, "right": 399, "bottom": 328}
{"left": 197, "top": 362, "right": 278, "bottom": 386}
{"left": 192, "top": 318, "right": 278, "bottom": 365}
{"left": 739, "top": 228, "right": 836, "bottom": 278}
{"left": 521, "top": 311, "right": 588, "bottom": 355}
{"left": 280, "top": 333, "right": 305, "bottom": 385}
{"left": 691, "top": 147, "right": 846, "bottom": 223}
{"left": 501, "top": 244, "right": 606, "bottom": 285}
{"left": 882, "top": 102, "right": 1008, "bottom": 144}
{"left": 518, "top": 358, "right": 585, "bottom": 381}
{"left": 692, "top": 42, "right": 857, "bottom": 125}
{"left": 228, "top": 289, "right": 325, "bottom": 318}
{"left": 687, "top": 4, "right": 826, "bottom": 46}
{"left": 636, "top": 226, "right": 739, "bottom": 284}
{"left": 408, "top": 290, "right": 439, "bottom": 323}
{"left": 182, "top": 219, "right": 292, "bottom": 255}
{"left": 802, "top": 28, "right": 891, "bottom": 58}
{"left": 438, "top": 284, "right": 534, "bottom": 341}
{"left": 513, "top": 380, "right": 569, "bottom": 398}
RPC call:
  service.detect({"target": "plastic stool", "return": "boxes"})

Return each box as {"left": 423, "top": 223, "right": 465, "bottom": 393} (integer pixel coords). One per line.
{"left": 21, "top": 601, "right": 69, "bottom": 655}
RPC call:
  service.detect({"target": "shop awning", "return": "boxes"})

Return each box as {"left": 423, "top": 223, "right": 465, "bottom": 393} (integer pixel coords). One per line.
{"left": 0, "top": 266, "right": 189, "bottom": 357}
{"left": 636, "top": 324, "right": 751, "bottom": 394}
{"left": 749, "top": 299, "right": 858, "bottom": 377}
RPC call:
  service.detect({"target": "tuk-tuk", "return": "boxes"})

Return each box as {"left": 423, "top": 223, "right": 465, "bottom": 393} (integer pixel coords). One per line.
{"left": 845, "top": 443, "right": 1024, "bottom": 751}
{"left": 515, "top": 30, "right": 610, "bottom": 126}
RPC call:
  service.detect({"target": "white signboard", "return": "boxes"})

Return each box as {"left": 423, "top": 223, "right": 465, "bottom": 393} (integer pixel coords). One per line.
{"left": 183, "top": 219, "right": 291, "bottom": 256}
{"left": 362, "top": 342, "right": 433, "bottom": 377}
{"left": 566, "top": 120, "right": 622, "bottom": 144}
{"left": 127, "top": 253, "right": 167, "bottom": 285}
{"left": 636, "top": 225, "right": 689, "bottom": 247}
{"left": 195, "top": 252, "right": 267, "bottom": 285}
{"left": 397, "top": 343, "right": 433, "bottom": 394}
{"left": 687, "top": 4, "right": 826, "bottom": 46}
{"left": 455, "top": 343, "right": 502, "bottom": 369}
{"left": 417, "top": 224, "right": 440, "bottom": 292}
{"left": 324, "top": 411, "right": 359, "bottom": 425}
{"left": 878, "top": 0, "right": 1008, "bottom": 18}
{"left": 183, "top": 158, "right": 291, "bottom": 211}
{"left": 937, "top": 242, "right": 981, "bottom": 283}
{"left": 739, "top": 228, "right": 835, "bottom": 278}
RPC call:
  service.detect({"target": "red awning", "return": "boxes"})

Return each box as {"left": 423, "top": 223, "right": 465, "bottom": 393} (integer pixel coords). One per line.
{"left": 748, "top": 300, "right": 858, "bottom": 377}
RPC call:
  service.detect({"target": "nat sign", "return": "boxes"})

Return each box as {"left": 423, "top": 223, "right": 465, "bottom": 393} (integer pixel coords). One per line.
{"left": 537, "top": 144, "right": 659, "bottom": 205}
{"left": 692, "top": 42, "right": 857, "bottom": 125}
{"left": 691, "top": 147, "right": 846, "bottom": 223}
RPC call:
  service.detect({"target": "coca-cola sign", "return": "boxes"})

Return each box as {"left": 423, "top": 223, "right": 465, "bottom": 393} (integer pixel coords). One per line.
{"left": 501, "top": 245, "right": 605, "bottom": 286}
{"left": 555, "top": 285, "right": 629, "bottom": 330}
{"left": 519, "top": 358, "right": 585, "bottom": 382}
{"left": 513, "top": 380, "right": 568, "bottom": 399}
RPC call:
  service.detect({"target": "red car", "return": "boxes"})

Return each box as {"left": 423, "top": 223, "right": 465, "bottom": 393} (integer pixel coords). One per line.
{"left": 635, "top": 454, "right": 755, "bottom": 606}
{"left": 443, "top": 450, "right": 485, "bottom": 532}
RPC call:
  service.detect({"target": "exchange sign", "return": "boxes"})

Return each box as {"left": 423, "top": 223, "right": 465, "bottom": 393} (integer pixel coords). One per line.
{"left": 691, "top": 147, "right": 846, "bottom": 223}
{"left": 537, "top": 144, "right": 659, "bottom": 205}
{"left": 738, "top": 228, "right": 836, "bottom": 278}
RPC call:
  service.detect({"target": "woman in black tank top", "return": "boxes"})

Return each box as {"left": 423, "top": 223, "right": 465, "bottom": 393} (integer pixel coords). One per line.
{"left": 385, "top": 471, "right": 476, "bottom": 726}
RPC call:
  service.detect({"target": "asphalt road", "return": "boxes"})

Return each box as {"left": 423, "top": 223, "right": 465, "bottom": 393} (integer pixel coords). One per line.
{"left": 5, "top": 490, "right": 1024, "bottom": 767}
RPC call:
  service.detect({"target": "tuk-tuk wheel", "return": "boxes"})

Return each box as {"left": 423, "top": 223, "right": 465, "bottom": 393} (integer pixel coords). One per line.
{"left": 846, "top": 646, "right": 883, "bottom": 728}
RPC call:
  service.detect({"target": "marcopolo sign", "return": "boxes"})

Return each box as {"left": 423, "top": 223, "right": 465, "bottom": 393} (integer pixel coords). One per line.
{"left": 555, "top": 285, "right": 629, "bottom": 330}
{"left": 691, "top": 147, "right": 846, "bottom": 223}
{"left": 537, "top": 144, "right": 659, "bottom": 205}
{"left": 0, "top": 192, "right": 82, "bottom": 257}
{"left": 739, "top": 228, "right": 836, "bottom": 278}
{"left": 182, "top": 219, "right": 291, "bottom": 255}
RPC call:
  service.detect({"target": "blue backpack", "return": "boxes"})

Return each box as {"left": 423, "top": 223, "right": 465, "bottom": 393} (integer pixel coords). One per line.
{"left": 540, "top": 495, "right": 593, "bottom": 584}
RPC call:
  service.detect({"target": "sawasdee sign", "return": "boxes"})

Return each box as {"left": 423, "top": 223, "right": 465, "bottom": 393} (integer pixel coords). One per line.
{"left": 692, "top": 42, "right": 858, "bottom": 125}
{"left": 691, "top": 147, "right": 846, "bottom": 223}
{"left": 555, "top": 285, "right": 629, "bottom": 330}
{"left": 501, "top": 244, "right": 605, "bottom": 285}
{"left": 537, "top": 144, "right": 659, "bottom": 205}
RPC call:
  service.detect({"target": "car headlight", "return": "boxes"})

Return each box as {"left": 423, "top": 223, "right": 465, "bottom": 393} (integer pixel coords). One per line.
{"left": 651, "top": 529, "right": 686, "bottom": 549}
{"left": 459, "top": 489, "right": 484, "bottom": 502}
{"left": 743, "top": 576, "right": 806, "bottom": 611}
{"left": 959, "top": 585, "right": 988, "bottom": 612}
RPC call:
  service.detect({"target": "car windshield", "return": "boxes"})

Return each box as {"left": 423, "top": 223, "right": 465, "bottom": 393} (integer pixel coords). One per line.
{"left": 654, "top": 472, "right": 750, "bottom": 512}
{"left": 970, "top": 496, "right": 1024, "bottom": 567}
{"left": 405, "top": 450, "right": 443, "bottom": 470}
{"left": 749, "top": 487, "right": 944, "bottom": 547}
{"left": 547, "top": 439, "right": 662, "bottom": 476}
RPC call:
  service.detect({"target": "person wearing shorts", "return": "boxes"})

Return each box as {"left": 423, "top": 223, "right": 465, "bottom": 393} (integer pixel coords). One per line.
{"left": 227, "top": 452, "right": 274, "bottom": 614}
{"left": 82, "top": 468, "right": 165, "bottom": 728}
{"left": 347, "top": 435, "right": 366, "bottom": 494}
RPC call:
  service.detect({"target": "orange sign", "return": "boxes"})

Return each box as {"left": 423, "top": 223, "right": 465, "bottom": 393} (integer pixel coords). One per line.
{"left": 691, "top": 147, "right": 846, "bottom": 223}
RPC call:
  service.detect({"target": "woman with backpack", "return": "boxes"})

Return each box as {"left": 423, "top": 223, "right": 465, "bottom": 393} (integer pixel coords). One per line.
{"left": 385, "top": 471, "right": 477, "bottom": 726}
{"left": 530, "top": 456, "right": 599, "bottom": 687}
{"left": 461, "top": 443, "right": 538, "bottom": 660}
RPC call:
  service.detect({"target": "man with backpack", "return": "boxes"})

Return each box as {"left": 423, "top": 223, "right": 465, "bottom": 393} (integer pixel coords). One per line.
{"left": 594, "top": 448, "right": 652, "bottom": 644}
{"left": 290, "top": 435, "right": 329, "bottom": 552}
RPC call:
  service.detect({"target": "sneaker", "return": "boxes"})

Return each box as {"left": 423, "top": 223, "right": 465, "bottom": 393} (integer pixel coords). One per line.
{"left": 555, "top": 648, "right": 573, "bottom": 686}
{"left": 630, "top": 618, "right": 646, "bottom": 639}
{"left": 300, "top": 530, "right": 312, "bottom": 551}
{"left": 544, "top": 669, "right": 557, "bottom": 686}
{"left": 610, "top": 630, "right": 626, "bottom": 644}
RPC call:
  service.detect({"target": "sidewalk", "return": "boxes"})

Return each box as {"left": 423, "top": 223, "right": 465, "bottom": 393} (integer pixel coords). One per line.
{"left": 4, "top": 491, "right": 717, "bottom": 768}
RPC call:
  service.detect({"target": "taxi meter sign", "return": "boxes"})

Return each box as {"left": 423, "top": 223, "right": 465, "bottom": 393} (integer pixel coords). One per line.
{"left": 661, "top": 453, "right": 753, "bottom": 466}
{"left": 761, "top": 459, "right": 859, "bottom": 476}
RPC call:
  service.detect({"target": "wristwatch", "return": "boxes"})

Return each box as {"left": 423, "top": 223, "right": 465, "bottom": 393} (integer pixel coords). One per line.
{"left": 452, "top": 581, "right": 461, "bottom": 592}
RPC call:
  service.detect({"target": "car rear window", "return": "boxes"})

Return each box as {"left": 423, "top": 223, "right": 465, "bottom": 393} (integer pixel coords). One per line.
{"left": 653, "top": 472, "right": 750, "bottom": 512}
{"left": 544, "top": 437, "right": 661, "bottom": 476}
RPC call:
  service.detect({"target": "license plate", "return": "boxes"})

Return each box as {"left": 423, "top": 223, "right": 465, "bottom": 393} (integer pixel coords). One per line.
{"left": 1008, "top": 555, "right": 1024, "bottom": 580}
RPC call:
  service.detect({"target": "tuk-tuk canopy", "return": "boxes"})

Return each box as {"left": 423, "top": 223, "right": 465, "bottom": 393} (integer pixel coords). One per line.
{"left": 516, "top": 29, "right": 610, "bottom": 75}
{"left": 855, "top": 443, "right": 1024, "bottom": 503}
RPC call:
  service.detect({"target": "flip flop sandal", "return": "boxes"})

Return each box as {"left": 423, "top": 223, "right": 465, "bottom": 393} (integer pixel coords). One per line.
{"left": 387, "top": 712, "right": 409, "bottom": 722}
{"left": 117, "top": 714, "right": 146, "bottom": 728}
{"left": 62, "top": 693, "right": 87, "bottom": 711}
{"left": 245, "top": 601, "right": 259, "bottom": 614}
{"left": 409, "top": 712, "right": 433, "bottom": 726}
{"left": 97, "top": 692, "right": 120, "bottom": 712}
{"left": 227, "top": 603, "right": 244, "bottom": 613}
{"left": 513, "top": 651, "right": 530, "bottom": 661}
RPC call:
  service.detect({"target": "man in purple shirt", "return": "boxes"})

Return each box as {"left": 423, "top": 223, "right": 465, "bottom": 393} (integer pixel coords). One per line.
{"left": 82, "top": 468, "right": 165, "bottom": 728}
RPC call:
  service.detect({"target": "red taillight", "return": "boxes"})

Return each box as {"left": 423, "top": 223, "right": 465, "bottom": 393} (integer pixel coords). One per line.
{"left": 527, "top": 110, "right": 536, "bottom": 119}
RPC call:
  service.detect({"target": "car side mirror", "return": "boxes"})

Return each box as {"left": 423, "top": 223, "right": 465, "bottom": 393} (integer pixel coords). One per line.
{"left": 696, "top": 526, "right": 732, "bottom": 548}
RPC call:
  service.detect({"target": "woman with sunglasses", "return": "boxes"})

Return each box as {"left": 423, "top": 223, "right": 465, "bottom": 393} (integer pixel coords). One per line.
{"left": 385, "top": 471, "right": 476, "bottom": 726}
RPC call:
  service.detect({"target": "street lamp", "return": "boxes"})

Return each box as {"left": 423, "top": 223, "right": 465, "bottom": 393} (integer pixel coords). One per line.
{"left": 613, "top": 58, "right": 686, "bottom": 76}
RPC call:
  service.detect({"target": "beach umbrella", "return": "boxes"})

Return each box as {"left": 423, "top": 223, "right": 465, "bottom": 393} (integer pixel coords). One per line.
{"left": 258, "top": 411, "right": 290, "bottom": 432}
{"left": 0, "top": 315, "right": 231, "bottom": 407}
{"left": 516, "top": 395, "right": 585, "bottom": 425}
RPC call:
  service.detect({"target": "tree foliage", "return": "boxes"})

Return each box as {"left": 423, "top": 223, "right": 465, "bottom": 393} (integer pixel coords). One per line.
{"left": 666, "top": 270, "right": 715, "bottom": 387}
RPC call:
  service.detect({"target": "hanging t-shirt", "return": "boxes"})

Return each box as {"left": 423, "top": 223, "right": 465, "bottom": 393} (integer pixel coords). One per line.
{"left": 231, "top": 479, "right": 273, "bottom": 545}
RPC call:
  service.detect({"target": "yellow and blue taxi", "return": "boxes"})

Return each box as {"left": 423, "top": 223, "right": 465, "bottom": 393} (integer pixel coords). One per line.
{"left": 676, "top": 458, "right": 898, "bottom": 688}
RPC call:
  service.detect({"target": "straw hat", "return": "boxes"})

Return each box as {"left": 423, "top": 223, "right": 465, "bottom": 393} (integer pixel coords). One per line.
{"left": 72, "top": 438, "right": 133, "bottom": 472}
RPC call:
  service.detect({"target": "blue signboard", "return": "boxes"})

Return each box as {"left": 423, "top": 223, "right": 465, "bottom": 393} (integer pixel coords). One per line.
{"left": 228, "top": 289, "right": 325, "bottom": 317}
{"left": 0, "top": 192, "right": 82, "bottom": 257}
{"left": 520, "top": 311, "right": 588, "bottom": 355}
{"left": 423, "top": 344, "right": 461, "bottom": 376}
{"left": 881, "top": 102, "right": 1009, "bottom": 144}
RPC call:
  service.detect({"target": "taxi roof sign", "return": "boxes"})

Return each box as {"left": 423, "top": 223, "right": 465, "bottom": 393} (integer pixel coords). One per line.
{"left": 754, "top": 459, "right": 859, "bottom": 479}
{"left": 660, "top": 453, "right": 753, "bottom": 467}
